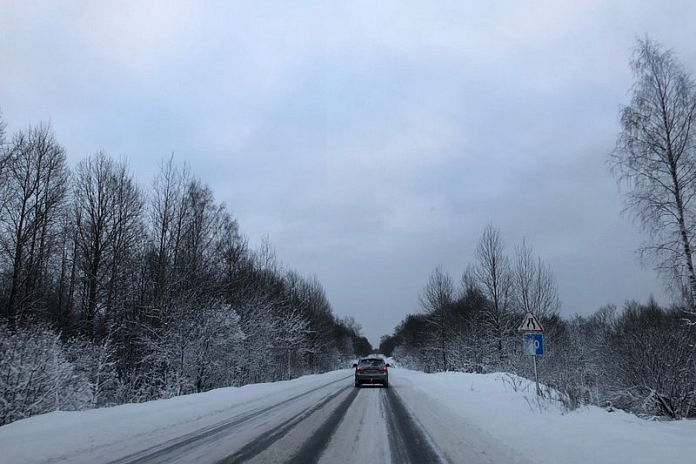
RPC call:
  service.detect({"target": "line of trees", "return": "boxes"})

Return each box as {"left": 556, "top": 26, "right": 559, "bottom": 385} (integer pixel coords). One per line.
{"left": 380, "top": 226, "right": 696, "bottom": 419}
{"left": 379, "top": 225, "right": 560, "bottom": 376}
{"left": 0, "top": 113, "right": 371, "bottom": 425}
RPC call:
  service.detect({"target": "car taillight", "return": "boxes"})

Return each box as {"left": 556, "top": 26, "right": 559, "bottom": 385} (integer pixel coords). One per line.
{"left": 356, "top": 366, "right": 361, "bottom": 372}
{"left": 382, "top": 366, "right": 387, "bottom": 372}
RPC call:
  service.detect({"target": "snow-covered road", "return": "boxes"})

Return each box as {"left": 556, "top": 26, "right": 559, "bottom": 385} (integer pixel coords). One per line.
{"left": 3, "top": 368, "right": 695, "bottom": 464}
{"left": 99, "top": 371, "right": 519, "bottom": 464}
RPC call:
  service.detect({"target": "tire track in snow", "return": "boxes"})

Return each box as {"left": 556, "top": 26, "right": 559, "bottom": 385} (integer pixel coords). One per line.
{"left": 216, "top": 385, "right": 357, "bottom": 463}
{"left": 282, "top": 386, "right": 360, "bottom": 464}
{"left": 106, "top": 374, "right": 352, "bottom": 464}
{"left": 316, "top": 386, "right": 392, "bottom": 464}
{"left": 383, "top": 387, "right": 444, "bottom": 464}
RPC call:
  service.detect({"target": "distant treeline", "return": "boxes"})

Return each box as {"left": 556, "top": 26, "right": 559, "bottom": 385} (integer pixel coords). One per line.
{"left": 0, "top": 113, "right": 371, "bottom": 426}
{"left": 379, "top": 226, "right": 696, "bottom": 419}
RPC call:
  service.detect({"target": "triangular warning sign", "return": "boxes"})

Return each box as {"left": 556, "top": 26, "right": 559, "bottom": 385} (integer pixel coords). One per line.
{"left": 518, "top": 312, "right": 544, "bottom": 332}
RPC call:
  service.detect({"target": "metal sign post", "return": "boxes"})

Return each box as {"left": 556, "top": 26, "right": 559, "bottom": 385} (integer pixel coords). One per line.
{"left": 518, "top": 312, "right": 544, "bottom": 396}
{"left": 533, "top": 355, "right": 540, "bottom": 397}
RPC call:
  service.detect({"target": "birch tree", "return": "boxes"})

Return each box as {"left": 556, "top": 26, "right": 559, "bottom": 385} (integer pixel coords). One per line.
{"left": 611, "top": 38, "right": 696, "bottom": 310}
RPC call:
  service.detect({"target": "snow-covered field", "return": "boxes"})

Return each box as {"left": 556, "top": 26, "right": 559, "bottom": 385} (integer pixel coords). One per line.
{"left": 1, "top": 368, "right": 694, "bottom": 464}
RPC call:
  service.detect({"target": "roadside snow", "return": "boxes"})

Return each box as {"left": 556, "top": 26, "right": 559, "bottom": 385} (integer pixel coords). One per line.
{"left": 0, "top": 370, "right": 350, "bottom": 464}
{"left": 1, "top": 367, "right": 694, "bottom": 464}
{"left": 396, "top": 369, "right": 696, "bottom": 464}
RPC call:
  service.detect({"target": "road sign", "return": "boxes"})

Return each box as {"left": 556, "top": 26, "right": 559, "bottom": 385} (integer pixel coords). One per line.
{"left": 523, "top": 333, "right": 544, "bottom": 356}
{"left": 518, "top": 311, "right": 543, "bottom": 332}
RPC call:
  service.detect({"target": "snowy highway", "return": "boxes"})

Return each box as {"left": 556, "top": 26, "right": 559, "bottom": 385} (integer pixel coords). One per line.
{"left": 4, "top": 368, "right": 695, "bottom": 464}
{"left": 103, "top": 371, "right": 516, "bottom": 464}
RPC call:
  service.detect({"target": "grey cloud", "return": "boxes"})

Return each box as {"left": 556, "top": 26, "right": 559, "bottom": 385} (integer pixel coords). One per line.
{"left": 3, "top": 1, "right": 694, "bottom": 345}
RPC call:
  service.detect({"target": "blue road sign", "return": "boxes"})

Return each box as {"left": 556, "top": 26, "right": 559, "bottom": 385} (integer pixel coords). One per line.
{"left": 523, "top": 333, "right": 544, "bottom": 356}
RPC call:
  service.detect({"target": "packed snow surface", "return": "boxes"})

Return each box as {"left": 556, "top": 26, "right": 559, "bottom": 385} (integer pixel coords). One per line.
{"left": 1, "top": 368, "right": 695, "bottom": 464}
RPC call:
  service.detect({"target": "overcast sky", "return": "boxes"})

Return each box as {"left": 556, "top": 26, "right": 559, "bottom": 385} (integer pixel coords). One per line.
{"left": 2, "top": 1, "right": 695, "bottom": 346}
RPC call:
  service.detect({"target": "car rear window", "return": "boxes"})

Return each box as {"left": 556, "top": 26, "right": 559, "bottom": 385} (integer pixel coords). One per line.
{"left": 359, "top": 358, "right": 384, "bottom": 367}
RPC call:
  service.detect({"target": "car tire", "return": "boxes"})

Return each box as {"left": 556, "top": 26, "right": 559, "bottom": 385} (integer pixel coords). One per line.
{"left": 355, "top": 382, "right": 360, "bottom": 388}
{"left": 383, "top": 381, "right": 389, "bottom": 388}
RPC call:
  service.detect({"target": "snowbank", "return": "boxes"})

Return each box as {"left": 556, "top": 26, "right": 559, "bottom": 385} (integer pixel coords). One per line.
{"left": 398, "top": 369, "right": 696, "bottom": 464}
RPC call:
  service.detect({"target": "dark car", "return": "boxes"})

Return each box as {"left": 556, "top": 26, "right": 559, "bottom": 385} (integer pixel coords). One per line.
{"left": 353, "top": 357, "right": 390, "bottom": 388}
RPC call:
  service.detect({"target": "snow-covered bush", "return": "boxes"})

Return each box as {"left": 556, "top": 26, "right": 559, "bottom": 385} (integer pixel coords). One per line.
{"left": 0, "top": 322, "right": 91, "bottom": 425}
{"left": 601, "top": 302, "right": 696, "bottom": 419}
{"left": 65, "top": 334, "right": 119, "bottom": 408}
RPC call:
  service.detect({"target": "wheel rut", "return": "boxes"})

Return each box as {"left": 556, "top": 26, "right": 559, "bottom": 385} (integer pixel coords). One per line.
{"left": 106, "top": 375, "right": 352, "bottom": 464}
{"left": 383, "top": 387, "right": 444, "bottom": 464}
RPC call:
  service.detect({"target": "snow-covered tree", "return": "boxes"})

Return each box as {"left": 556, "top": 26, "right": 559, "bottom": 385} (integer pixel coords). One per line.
{"left": 0, "top": 322, "right": 91, "bottom": 425}
{"left": 473, "top": 225, "right": 515, "bottom": 367}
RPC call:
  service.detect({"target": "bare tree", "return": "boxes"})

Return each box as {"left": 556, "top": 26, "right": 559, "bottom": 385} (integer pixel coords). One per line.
{"left": 171, "top": 178, "right": 226, "bottom": 300}
{"left": 0, "top": 111, "right": 8, "bottom": 216}
{"left": 0, "top": 109, "right": 6, "bottom": 155}
{"left": 340, "top": 315, "right": 363, "bottom": 338}
{"left": 419, "top": 266, "right": 455, "bottom": 371}
{"left": 611, "top": 38, "right": 696, "bottom": 310}
{"left": 148, "top": 155, "right": 184, "bottom": 308}
{"left": 513, "top": 238, "right": 561, "bottom": 319}
{"left": 0, "top": 110, "right": 8, "bottom": 205}
{"left": 0, "top": 124, "right": 69, "bottom": 324}
{"left": 72, "top": 152, "right": 142, "bottom": 333}
{"left": 473, "top": 224, "right": 514, "bottom": 366}
{"left": 291, "top": 274, "right": 336, "bottom": 372}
